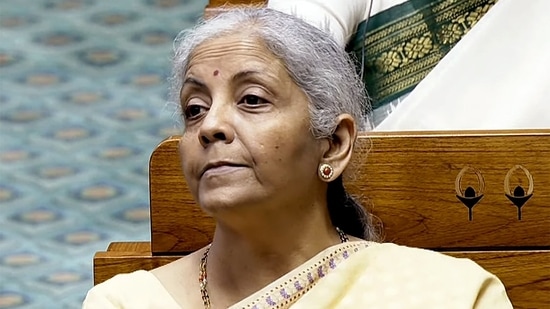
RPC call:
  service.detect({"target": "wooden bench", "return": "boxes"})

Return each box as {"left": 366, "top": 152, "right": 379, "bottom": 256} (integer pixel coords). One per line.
{"left": 94, "top": 130, "right": 550, "bottom": 309}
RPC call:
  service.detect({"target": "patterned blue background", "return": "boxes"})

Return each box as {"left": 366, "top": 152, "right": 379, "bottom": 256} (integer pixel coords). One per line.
{"left": 0, "top": 0, "right": 206, "bottom": 307}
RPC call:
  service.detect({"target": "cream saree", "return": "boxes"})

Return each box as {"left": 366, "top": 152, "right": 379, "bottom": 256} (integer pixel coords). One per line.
{"left": 83, "top": 242, "right": 512, "bottom": 308}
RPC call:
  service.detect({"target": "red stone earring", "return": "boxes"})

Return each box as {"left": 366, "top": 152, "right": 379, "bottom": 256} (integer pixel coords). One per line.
{"left": 318, "top": 163, "right": 334, "bottom": 180}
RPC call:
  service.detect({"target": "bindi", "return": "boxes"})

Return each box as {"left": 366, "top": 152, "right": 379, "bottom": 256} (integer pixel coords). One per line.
{"left": 213, "top": 70, "right": 219, "bottom": 76}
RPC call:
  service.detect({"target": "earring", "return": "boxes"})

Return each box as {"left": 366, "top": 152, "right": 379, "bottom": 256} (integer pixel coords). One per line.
{"left": 318, "top": 163, "right": 334, "bottom": 180}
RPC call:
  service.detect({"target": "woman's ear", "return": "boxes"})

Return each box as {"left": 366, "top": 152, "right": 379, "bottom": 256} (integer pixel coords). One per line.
{"left": 319, "top": 114, "right": 357, "bottom": 180}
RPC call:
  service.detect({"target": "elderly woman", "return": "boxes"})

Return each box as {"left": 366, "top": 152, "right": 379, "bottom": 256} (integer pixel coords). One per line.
{"left": 83, "top": 8, "right": 512, "bottom": 309}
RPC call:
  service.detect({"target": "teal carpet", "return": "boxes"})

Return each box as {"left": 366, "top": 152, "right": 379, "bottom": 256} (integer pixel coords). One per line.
{"left": 0, "top": 0, "right": 206, "bottom": 307}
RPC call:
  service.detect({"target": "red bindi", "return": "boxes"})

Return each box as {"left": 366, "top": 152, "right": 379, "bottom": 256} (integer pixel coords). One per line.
{"left": 213, "top": 70, "right": 219, "bottom": 76}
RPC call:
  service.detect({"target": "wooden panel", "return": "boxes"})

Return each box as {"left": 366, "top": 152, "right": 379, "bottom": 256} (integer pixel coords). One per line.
{"left": 107, "top": 241, "right": 150, "bottom": 252}
{"left": 93, "top": 242, "right": 176, "bottom": 285}
{"left": 207, "top": 0, "right": 264, "bottom": 6}
{"left": 149, "top": 140, "right": 215, "bottom": 253}
{"left": 359, "top": 130, "right": 550, "bottom": 248}
{"left": 149, "top": 130, "right": 550, "bottom": 253}
{"left": 204, "top": 0, "right": 266, "bottom": 18}
{"left": 93, "top": 242, "right": 550, "bottom": 308}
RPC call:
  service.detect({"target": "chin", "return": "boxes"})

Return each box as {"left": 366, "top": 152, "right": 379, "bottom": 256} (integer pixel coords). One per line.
{"left": 197, "top": 187, "right": 262, "bottom": 215}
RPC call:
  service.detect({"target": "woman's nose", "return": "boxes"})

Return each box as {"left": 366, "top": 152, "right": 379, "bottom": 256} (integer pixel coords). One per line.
{"left": 198, "top": 103, "right": 235, "bottom": 147}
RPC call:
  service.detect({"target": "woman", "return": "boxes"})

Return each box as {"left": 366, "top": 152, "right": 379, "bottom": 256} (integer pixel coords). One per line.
{"left": 83, "top": 8, "right": 512, "bottom": 308}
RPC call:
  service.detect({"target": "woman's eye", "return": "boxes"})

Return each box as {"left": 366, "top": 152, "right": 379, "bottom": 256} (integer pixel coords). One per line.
{"left": 184, "top": 105, "right": 206, "bottom": 119}
{"left": 241, "top": 94, "right": 267, "bottom": 106}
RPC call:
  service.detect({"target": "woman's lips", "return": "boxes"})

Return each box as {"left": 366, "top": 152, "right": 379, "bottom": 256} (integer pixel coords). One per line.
{"left": 201, "top": 162, "right": 247, "bottom": 177}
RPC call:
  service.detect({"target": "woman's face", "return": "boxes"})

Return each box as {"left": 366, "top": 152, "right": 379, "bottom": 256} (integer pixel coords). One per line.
{"left": 178, "top": 32, "right": 326, "bottom": 215}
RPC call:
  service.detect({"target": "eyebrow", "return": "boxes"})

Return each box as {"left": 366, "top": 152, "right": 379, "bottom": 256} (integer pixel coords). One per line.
{"left": 182, "top": 69, "right": 275, "bottom": 92}
{"left": 182, "top": 76, "right": 206, "bottom": 88}
{"left": 231, "top": 70, "right": 279, "bottom": 87}
{"left": 231, "top": 70, "right": 262, "bottom": 82}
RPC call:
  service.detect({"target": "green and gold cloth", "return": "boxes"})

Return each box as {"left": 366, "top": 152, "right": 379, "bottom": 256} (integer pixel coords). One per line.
{"left": 348, "top": 0, "right": 497, "bottom": 109}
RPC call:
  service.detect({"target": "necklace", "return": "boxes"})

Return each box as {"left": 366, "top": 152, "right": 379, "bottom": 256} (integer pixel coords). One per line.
{"left": 199, "top": 227, "right": 348, "bottom": 308}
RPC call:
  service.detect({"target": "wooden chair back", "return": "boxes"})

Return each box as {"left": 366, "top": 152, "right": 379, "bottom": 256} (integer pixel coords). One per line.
{"left": 204, "top": 0, "right": 266, "bottom": 17}
{"left": 94, "top": 130, "right": 550, "bottom": 309}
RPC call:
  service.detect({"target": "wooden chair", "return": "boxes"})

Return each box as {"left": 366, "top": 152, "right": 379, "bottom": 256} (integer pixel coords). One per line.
{"left": 94, "top": 130, "right": 550, "bottom": 309}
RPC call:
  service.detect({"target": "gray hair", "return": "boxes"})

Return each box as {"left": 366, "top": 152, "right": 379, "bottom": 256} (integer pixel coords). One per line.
{"left": 169, "top": 7, "right": 371, "bottom": 137}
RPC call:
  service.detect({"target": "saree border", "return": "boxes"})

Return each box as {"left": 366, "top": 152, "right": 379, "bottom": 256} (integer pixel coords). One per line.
{"left": 235, "top": 241, "right": 371, "bottom": 309}
{"left": 348, "top": 0, "right": 497, "bottom": 109}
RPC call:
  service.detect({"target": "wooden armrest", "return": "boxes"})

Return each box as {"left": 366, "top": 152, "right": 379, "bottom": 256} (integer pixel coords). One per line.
{"left": 93, "top": 242, "right": 178, "bottom": 285}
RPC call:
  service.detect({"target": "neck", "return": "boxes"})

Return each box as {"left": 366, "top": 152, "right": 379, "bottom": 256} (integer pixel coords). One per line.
{"left": 204, "top": 201, "right": 342, "bottom": 307}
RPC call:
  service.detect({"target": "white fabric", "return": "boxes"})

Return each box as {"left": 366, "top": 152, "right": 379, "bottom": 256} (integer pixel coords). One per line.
{"left": 267, "top": 0, "right": 406, "bottom": 46}
{"left": 375, "top": 0, "right": 550, "bottom": 130}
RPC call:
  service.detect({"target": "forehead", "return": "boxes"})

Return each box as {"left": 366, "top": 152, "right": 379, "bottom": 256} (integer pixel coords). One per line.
{"left": 186, "top": 32, "right": 284, "bottom": 73}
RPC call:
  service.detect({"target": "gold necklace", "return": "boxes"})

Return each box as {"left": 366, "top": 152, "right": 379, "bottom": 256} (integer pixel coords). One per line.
{"left": 198, "top": 227, "right": 349, "bottom": 309}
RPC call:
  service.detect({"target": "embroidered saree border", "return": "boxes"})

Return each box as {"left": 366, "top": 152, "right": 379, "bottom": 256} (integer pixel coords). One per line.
{"left": 234, "top": 242, "right": 370, "bottom": 309}
{"left": 348, "top": 0, "right": 497, "bottom": 109}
